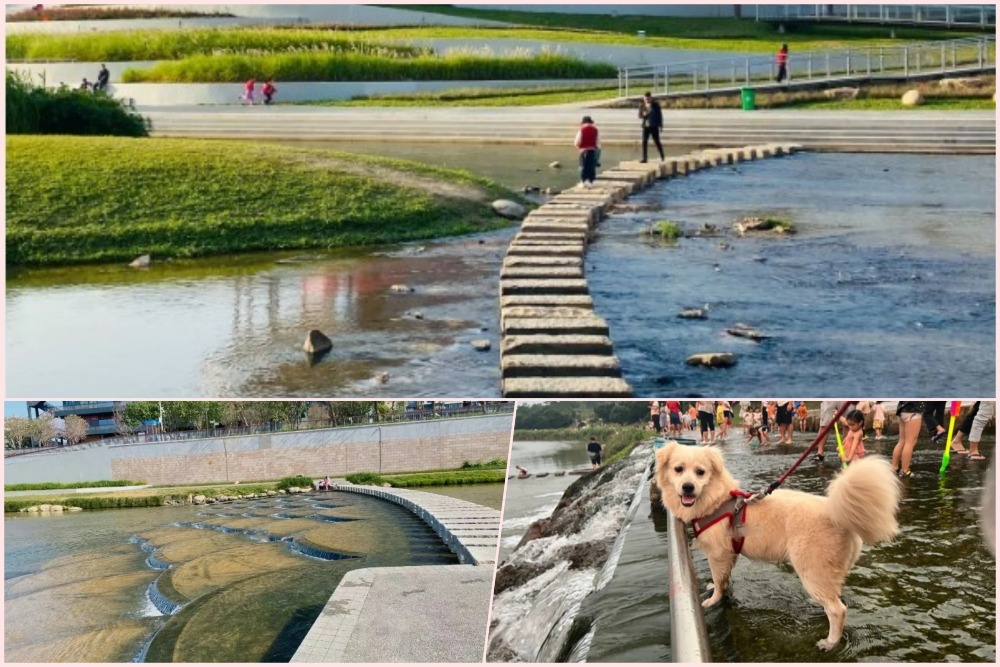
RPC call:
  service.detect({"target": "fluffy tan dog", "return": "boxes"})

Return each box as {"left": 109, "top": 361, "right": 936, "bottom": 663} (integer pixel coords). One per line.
{"left": 654, "top": 443, "right": 901, "bottom": 650}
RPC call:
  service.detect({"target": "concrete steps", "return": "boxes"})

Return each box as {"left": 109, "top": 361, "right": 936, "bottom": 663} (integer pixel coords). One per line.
{"left": 498, "top": 142, "right": 803, "bottom": 398}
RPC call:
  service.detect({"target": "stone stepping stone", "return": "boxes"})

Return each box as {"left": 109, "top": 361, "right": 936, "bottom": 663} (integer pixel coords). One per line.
{"left": 512, "top": 235, "right": 588, "bottom": 245}
{"left": 500, "top": 294, "right": 594, "bottom": 308}
{"left": 500, "top": 306, "right": 595, "bottom": 320}
{"left": 502, "top": 376, "right": 633, "bottom": 398}
{"left": 519, "top": 222, "right": 591, "bottom": 236}
{"left": 499, "top": 279, "right": 589, "bottom": 296}
{"left": 503, "top": 316, "right": 609, "bottom": 336}
{"left": 501, "top": 334, "right": 613, "bottom": 356}
{"left": 500, "top": 266, "right": 585, "bottom": 279}
{"left": 685, "top": 352, "right": 738, "bottom": 368}
{"left": 501, "top": 354, "right": 622, "bottom": 378}
{"left": 564, "top": 182, "right": 635, "bottom": 196}
{"left": 524, "top": 212, "right": 594, "bottom": 225}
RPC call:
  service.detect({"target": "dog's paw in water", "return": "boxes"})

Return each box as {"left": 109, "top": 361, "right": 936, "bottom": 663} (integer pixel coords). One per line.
{"left": 816, "top": 638, "right": 838, "bottom": 651}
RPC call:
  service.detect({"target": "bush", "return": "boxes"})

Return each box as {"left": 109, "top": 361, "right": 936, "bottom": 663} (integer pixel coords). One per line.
{"left": 345, "top": 472, "right": 384, "bottom": 485}
{"left": 4, "top": 479, "right": 144, "bottom": 491}
{"left": 460, "top": 458, "right": 508, "bottom": 469}
{"left": 651, "top": 220, "right": 681, "bottom": 240}
{"left": 6, "top": 72, "right": 149, "bottom": 136}
{"left": 5, "top": 495, "right": 165, "bottom": 512}
{"left": 275, "top": 475, "right": 315, "bottom": 490}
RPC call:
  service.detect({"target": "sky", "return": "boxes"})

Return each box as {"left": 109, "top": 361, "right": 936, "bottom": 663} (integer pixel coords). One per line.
{"left": 4, "top": 401, "right": 58, "bottom": 418}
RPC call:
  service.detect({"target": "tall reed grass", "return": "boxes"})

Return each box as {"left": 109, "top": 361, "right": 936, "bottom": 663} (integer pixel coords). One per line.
{"left": 121, "top": 51, "right": 617, "bottom": 82}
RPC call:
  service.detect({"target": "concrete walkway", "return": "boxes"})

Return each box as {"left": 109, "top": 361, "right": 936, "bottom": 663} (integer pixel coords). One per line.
{"left": 143, "top": 105, "right": 996, "bottom": 153}
{"left": 290, "top": 564, "right": 491, "bottom": 663}
{"left": 4, "top": 484, "right": 152, "bottom": 497}
{"left": 333, "top": 484, "right": 501, "bottom": 565}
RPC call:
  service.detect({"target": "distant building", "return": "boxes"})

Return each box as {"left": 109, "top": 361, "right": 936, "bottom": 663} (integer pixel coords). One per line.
{"left": 46, "top": 401, "right": 125, "bottom": 439}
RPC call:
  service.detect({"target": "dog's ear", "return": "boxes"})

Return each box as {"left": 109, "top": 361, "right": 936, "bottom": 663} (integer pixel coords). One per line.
{"left": 703, "top": 446, "right": 725, "bottom": 476}
{"left": 654, "top": 443, "right": 675, "bottom": 484}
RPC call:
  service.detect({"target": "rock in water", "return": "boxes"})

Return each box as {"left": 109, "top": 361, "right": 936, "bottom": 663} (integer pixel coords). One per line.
{"left": 686, "top": 352, "right": 738, "bottom": 368}
{"left": 193, "top": 495, "right": 206, "bottom": 505}
{"left": 725, "top": 324, "right": 771, "bottom": 341}
{"left": 128, "top": 254, "right": 151, "bottom": 269}
{"left": 549, "top": 161, "right": 562, "bottom": 169}
{"left": 303, "top": 329, "right": 332, "bottom": 354}
{"left": 472, "top": 339, "right": 491, "bottom": 351}
{"left": 677, "top": 308, "right": 707, "bottom": 319}
{"left": 901, "top": 89, "right": 924, "bottom": 106}
{"left": 389, "top": 284, "right": 414, "bottom": 294}
{"left": 492, "top": 199, "right": 526, "bottom": 219}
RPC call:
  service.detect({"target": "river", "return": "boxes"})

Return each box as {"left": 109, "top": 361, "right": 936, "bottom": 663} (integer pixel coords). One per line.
{"left": 5, "top": 146, "right": 993, "bottom": 397}
{"left": 4, "top": 483, "right": 502, "bottom": 662}
{"left": 492, "top": 435, "right": 996, "bottom": 662}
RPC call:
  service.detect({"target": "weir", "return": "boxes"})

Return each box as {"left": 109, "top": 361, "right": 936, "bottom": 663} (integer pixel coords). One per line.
{"left": 499, "top": 145, "right": 800, "bottom": 398}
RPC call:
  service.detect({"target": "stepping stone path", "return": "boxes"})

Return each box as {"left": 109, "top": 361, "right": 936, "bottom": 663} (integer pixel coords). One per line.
{"left": 499, "top": 143, "right": 801, "bottom": 398}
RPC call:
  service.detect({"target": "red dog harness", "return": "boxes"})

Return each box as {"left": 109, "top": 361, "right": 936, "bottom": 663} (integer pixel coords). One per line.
{"left": 690, "top": 490, "right": 754, "bottom": 554}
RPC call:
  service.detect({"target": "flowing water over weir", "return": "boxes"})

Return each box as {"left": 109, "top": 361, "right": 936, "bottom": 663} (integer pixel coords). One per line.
{"left": 4, "top": 491, "right": 459, "bottom": 662}
{"left": 493, "top": 437, "right": 996, "bottom": 663}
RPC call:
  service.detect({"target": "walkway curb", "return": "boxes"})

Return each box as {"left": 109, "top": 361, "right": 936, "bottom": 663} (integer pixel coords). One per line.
{"left": 499, "top": 143, "right": 800, "bottom": 398}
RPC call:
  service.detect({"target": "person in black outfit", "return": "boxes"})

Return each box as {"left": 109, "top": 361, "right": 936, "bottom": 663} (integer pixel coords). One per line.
{"left": 95, "top": 64, "right": 110, "bottom": 92}
{"left": 587, "top": 437, "right": 603, "bottom": 469}
{"left": 638, "top": 91, "right": 665, "bottom": 163}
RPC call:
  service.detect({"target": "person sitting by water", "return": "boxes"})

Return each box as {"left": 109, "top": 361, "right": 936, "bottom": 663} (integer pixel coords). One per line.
{"left": 79, "top": 78, "right": 92, "bottom": 92}
{"left": 516, "top": 465, "right": 529, "bottom": 477}
{"left": 319, "top": 475, "right": 331, "bottom": 491}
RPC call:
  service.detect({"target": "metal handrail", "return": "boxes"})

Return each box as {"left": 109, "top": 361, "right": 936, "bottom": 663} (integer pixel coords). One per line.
{"left": 618, "top": 35, "right": 996, "bottom": 98}
{"left": 754, "top": 4, "right": 995, "bottom": 28}
{"left": 667, "top": 514, "right": 712, "bottom": 662}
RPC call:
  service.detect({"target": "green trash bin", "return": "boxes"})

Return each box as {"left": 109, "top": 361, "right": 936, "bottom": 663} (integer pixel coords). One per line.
{"left": 740, "top": 87, "right": 756, "bottom": 111}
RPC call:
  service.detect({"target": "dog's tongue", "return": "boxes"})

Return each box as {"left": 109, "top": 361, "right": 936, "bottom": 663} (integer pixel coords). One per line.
{"left": 682, "top": 494, "right": 697, "bottom": 505}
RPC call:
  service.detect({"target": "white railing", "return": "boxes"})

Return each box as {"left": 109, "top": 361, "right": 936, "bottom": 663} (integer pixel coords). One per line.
{"left": 754, "top": 4, "right": 995, "bottom": 28}
{"left": 617, "top": 36, "right": 995, "bottom": 98}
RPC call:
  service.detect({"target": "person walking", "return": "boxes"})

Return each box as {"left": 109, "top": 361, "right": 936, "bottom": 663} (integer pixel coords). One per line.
{"left": 95, "top": 64, "right": 110, "bottom": 92}
{"left": 587, "top": 436, "right": 604, "bottom": 469}
{"left": 574, "top": 115, "right": 600, "bottom": 187}
{"left": 775, "top": 43, "right": 789, "bottom": 83}
{"left": 638, "top": 91, "right": 665, "bottom": 163}
{"left": 241, "top": 78, "right": 256, "bottom": 105}
{"left": 262, "top": 80, "right": 277, "bottom": 105}
{"left": 891, "top": 401, "right": 926, "bottom": 477}
{"left": 695, "top": 400, "right": 716, "bottom": 444}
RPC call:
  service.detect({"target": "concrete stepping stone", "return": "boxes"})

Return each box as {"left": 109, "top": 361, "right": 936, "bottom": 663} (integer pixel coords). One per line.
{"left": 564, "top": 182, "right": 635, "bottom": 196}
{"left": 502, "top": 316, "right": 609, "bottom": 336}
{"left": 501, "top": 334, "right": 613, "bottom": 356}
{"left": 501, "top": 354, "right": 622, "bottom": 378}
{"left": 513, "top": 233, "right": 588, "bottom": 243}
{"left": 500, "top": 306, "right": 595, "bottom": 320}
{"left": 506, "top": 243, "right": 585, "bottom": 257}
{"left": 502, "top": 376, "right": 633, "bottom": 398}
{"left": 519, "top": 222, "right": 591, "bottom": 236}
{"left": 501, "top": 294, "right": 594, "bottom": 309}
{"left": 500, "top": 266, "right": 584, "bottom": 279}
{"left": 499, "top": 279, "right": 589, "bottom": 296}
{"left": 502, "top": 255, "right": 582, "bottom": 267}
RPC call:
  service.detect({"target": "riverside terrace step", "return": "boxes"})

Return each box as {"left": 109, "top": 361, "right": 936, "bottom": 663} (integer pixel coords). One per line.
{"left": 332, "top": 485, "right": 500, "bottom": 565}
{"left": 501, "top": 354, "right": 622, "bottom": 378}
{"left": 502, "top": 376, "right": 634, "bottom": 398}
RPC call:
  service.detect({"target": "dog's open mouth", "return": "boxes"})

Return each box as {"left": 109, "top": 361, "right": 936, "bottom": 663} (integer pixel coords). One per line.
{"left": 680, "top": 494, "right": 697, "bottom": 507}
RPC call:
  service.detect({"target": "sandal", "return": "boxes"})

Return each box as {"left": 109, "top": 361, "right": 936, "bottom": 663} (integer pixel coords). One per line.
{"left": 968, "top": 454, "right": 986, "bottom": 461}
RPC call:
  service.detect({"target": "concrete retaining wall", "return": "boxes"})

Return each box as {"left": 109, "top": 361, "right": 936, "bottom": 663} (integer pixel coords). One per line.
{"left": 3, "top": 414, "right": 513, "bottom": 485}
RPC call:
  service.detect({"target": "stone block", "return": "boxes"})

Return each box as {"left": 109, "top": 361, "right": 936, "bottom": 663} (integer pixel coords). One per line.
{"left": 499, "top": 279, "right": 589, "bottom": 296}
{"left": 501, "top": 354, "right": 622, "bottom": 378}
{"left": 502, "top": 376, "right": 633, "bottom": 398}
{"left": 499, "top": 266, "right": 584, "bottom": 279}
{"left": 502, "top": 316, "right": 609, "bottom": 336}
{"left": 500, "top": 334, "right": 613, "bottom": 356}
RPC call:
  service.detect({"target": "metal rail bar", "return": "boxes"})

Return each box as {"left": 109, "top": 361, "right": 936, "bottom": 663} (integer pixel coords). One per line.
{"left": 754, "top": 4, "right": 995, "bottom": 28}
{"left": 667, "top": 513, "right": 712, "bottom": 662}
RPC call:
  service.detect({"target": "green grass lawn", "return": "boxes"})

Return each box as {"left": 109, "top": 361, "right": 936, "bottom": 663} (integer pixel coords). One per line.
{"left": 300, "top": 83, "right": 621, "bottom": 107}
{"left": 6, "top": 136, "right": 520, "bottom": 267}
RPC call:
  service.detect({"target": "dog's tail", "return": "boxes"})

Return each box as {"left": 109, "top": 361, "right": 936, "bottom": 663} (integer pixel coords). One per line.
{"left": 825, "top": 456, "right": 901, "bottom": 544}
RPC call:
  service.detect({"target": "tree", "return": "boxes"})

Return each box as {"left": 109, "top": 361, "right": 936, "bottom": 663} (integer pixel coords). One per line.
{"left": 516, "top": 403, "right": 578, "bottom": 429}
{"left": 4, "top": 417, "right": 33, "bottom": 449}
{"left": 61, "top": 414, "right": 89, "bottom": 444}
{"left": 271, "top": 402, "right": 308, "bottom": 430}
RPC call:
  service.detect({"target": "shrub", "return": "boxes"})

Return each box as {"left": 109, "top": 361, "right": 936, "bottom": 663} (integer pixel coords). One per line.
{"left": 275, "top": 475, "right": 315, "bottom": 490}
{"left": 6, "top": 72, "right": 149, "bottom": 136}
{"left": 345, "top": 472, "right": 384, "bottom": 485}
{"left": 651, "top": 220, "right": 681, "bottom": 240}
{"left": 460, "top": 458, "right": 508, "bottom": 469}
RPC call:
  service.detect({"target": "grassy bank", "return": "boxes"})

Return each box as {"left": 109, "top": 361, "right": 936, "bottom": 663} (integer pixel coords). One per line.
{"left": 6, "top": 136, "right": 521, "bottom": 267}
{"left": 514, "top": 425, "right": 652, "bottom": 464}
{"left": 6, "top": 73, "right": 149, "bottom": 136}
{"left": 121, "top": 50, "right": 616, "bottom": 83}
{"left": 7, "top": 6, "right": 234, "bottom": 22}
{"left": 5, "top": 479, "right": 144, "bottom": 492}
{"left": 301, "top": 83, "right": 620, "bottom": 107}
{"left": 345, "top": 468, "right": 506, "bottom": 487}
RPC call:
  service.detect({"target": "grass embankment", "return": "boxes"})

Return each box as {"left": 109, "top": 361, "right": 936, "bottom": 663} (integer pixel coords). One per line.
{"left": 514, "top": 425, "right": 651, "bottom": 465}
{"left": 345, "top": 459, "right": 508, "bottom": 487}
{"left": 4, "top": 479, "right": 144, "bottom": 491}
{"left": 7, "top": 6, "right": 234, "bottom": 22}
{"left": 6, "top": 136, "right": 521, "bottom": 267}
{"left": 303, "top": 83, "right": 620, "bottom": 107}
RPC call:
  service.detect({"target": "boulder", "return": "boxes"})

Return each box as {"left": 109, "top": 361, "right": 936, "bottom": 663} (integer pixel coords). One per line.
{"left": 50, "top": 505, "right": 64, "bottom": 512}
{"left": 937, "top": 76, "right": 983, "bottom": 92}
{"left": 492, "top": 199, "right": 526, "bottom": 219}
{"left": 278, "top": 489, "right": 287, "bottom": 495}
{"left": 677, "top": 308, "right": 707, "bottom": 319}
{"left": 374, "top": 372, "right": 390, "bottom": 385}
{"left": 266, "top": 490, "right": 277, "bottom": 497}
{"left": 25, "top": 506, "right": 40, "bottom": 513}
{"left": 389, "top": 284, "right": 414, "bottom": 294}
{"left": 901, "top": 89, "right": 924, "bottom": 106}
{"left": 733, "top": 216, "right": 795, "bottom": 235}
{"left": 206, "top": 498, "right": 216, "bottom": 504}
{"left": 472, "top": 339, "right": 492, "bottom": 351}
{"left": 549, "top": 161, "right": 562, "bottom": 169}
{"left": 129, "top": 254, "right": 151, "bottom": 269}
{"left": 686, "top": 352, "right": 738, "bottom": 368}
{"left": 726, "top": 324, "right": 770, "bottom": 341}
{"left": 187, "top": 494, "right": 194, "bottom": 504}
{"left": 193, "top": 495, "right": 206, "bottom": 505}
{"left": 303, "top": 329, "right": 333, "bottom": 354}
{"left": 38, "top": 504, "right": 51, "bottom": 512}
{"left": 67, "top": 506, "right": 83, "bottom": 512}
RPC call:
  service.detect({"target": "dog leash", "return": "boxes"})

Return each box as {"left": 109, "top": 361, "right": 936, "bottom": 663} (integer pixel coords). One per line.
{"left": 744, "top": 400, "right": 857, "bottom": 506}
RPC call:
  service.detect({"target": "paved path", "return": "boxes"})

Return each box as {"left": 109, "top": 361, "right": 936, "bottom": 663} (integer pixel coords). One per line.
{"left": 333, "top": 484, "right": 501, "bottom": 565}
{"left": 143, "top": 105, "right": 996, "bottom": 153}
{"left": 290, "top": 564, "right": 491, "bottom": 663}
